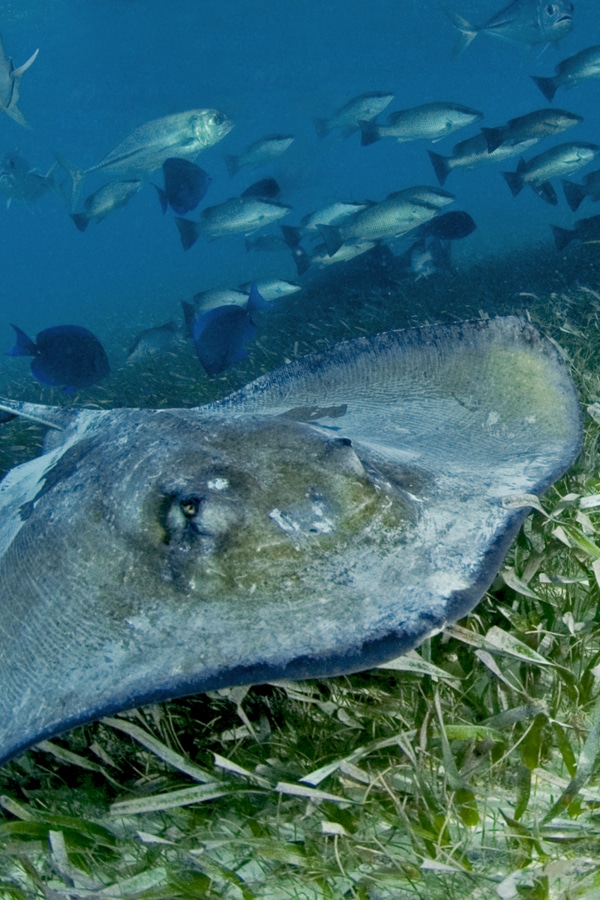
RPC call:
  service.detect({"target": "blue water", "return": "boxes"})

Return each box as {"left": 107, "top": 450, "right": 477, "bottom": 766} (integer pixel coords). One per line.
{"left": 1, "top": 0, "right": 599, "bottom": 389}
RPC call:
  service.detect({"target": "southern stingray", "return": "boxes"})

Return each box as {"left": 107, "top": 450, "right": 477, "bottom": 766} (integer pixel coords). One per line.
{"left": 0, "top": 316, "right": 582, "bottom": 766}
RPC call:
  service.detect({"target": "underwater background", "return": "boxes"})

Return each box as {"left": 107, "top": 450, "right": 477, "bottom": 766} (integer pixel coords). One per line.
{"left": 0, "top": 0, "right": 599, "bottom": 415}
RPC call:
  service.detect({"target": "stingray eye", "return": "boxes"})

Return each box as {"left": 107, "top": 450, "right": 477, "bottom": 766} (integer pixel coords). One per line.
{"left": 180, "top": 496, "right": 201, "bottom": 519}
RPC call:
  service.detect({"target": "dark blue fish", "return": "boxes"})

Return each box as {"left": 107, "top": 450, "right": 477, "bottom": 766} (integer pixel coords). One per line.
{"left": 416, "top": 210, "right": 476, "bottom": 241}
{"left": 446, "top": 0, "right": 574, "bottom": 55}
{"left": 241, "top": 177, "right": 281, "bottom": 199}
{"left": 155, "top": 157, "right": 211, "bottom": 215}
{"left": 192, "top": 284, "right": 267, "bottom": 376}
{"left": 6, "top": 324, "right": 110, "bottom": 392}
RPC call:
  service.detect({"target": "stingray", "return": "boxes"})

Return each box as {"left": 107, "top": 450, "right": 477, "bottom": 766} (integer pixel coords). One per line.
{"left": 0, "top": 316, "right": 581, "bottom": 767}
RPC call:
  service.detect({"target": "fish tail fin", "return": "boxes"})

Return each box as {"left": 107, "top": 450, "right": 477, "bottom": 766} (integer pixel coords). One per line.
{"left": 481, "top": 126, "right": 503, "bottom": 154}
{"left": 551, "top": 224, "right": 573, "bottom": 252}
{"left": 530, "top": 75, "right": 557, "bottom": 103}
{"left": 181, "top": 301, "right": 196, "bottom": 338}
{"left": 70, "top": 212, "right": 89, "bottom": 232}
{"left": 501, "top": 169, "right": 523, "bottom": 197}
{"left": 359, "top": 120, "right": 380, "bottom": 146}
{"left": 5, "top": 103, "right": 30, "bottom": 128}
{"left": 5, "top": 47, "right": 39, "bottom": 129}
{"left": 427, "top": 150, "right": 451, "bottom": 187}
{"left": 174, "top": 217, "right": 200, "bottom": 251}
{"left": 313, "top": 117, "right": 329, "bottom": 139}
{"left": 532, "top": 181, "right": 557, "bottom": 205}
{"left": 54, "top": 154, "right": 85, "bottom": 204}
{"left": 224, "top": 154, "right": 240, "bottom": 176}
{"left": 562, "top": 179, "right": 585, "bottom": 212}
{"left": 280, "top": 224, "right": 303, "bottom": 248}
{"left": 292, "top": 246, "right": 311, "bottom": 275}
{"left": 153, "top": 183, "right": 168, "bottom": 213}
{"left": 247, "top": 282, "right": 269, "bottom": 313}
{"left": 445, "top": 8, "right": 478, "bottom": 56}
{"left": 12, "top": 47, "right": 39, "bottom": 79}
{"left": 6, "top": 324, "right": 36, "bottom": 357}
{"left": 317, "top": 223, "right": 343, "bottom": 257}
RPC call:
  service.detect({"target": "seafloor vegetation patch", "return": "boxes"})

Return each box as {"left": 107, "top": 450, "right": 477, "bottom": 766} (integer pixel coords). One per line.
{"left": 2, "top": 243, "right": 600, "bottom": 898}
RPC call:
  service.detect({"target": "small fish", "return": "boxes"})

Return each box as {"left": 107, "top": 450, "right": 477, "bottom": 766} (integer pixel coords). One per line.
{"left": 225, "top": 134, "right": 294, "bottom": 176}
{"left": 239, "top": 278, "right": 301, "bottom": 301}
{"left": 58, "top": 109, "right": 233, "bottom": 199}
{"left": 191, "top": 287, "right": 249, "bottom": 315}
{"left": 429, "top": 133, "right": 539, "bottom": 185}
{"left": 481, "top": 108, "right": 582, "bottom": 154}
{"left": 281, "top": 201, "right": 369, "bottom": 248}
{"left": 0, "top": 151, "right": 57, "bottom": 208}
{"left": 314, "top": 91, "right": 394, "bottom": 139}
{"left": 0, "top": 31, "right": 38, "bottom": 127}
{"left": 360, "top": 102, "right": 482, "bottom": 146}
{"left": 551, "top": 213, "right": 600, "bottom": 251}
{"left": 154, "top": 158, "right": 210, "bottom": 215}
{"left": 562, "top": 169, "right": 600, "bottom": 211}
{"left": 398, "top": 237, "right": 453, "bottom": 280}
{"left": 446, "top": 0, "right": 574, "bottom": 55}
{"left": 192, "top": 283, "right": 268, "bottom": 376}
{"left": 532, "top": 45, "right": 600, "bottom": 102}
{"left": 241, "top": 177, "right": 281, "bottom": 199}
{"left": 175, "top": 196, "right": 291, "bottom": 250}
{"left": 6, "top": 324, "right": 110, "bottom": 392}
{"left": 415, "top": 210, "right": 476, "bottom": 241}
{"left": 70, "top": 179, "right": 142, "bottom": 231}
{"left": 126, "top": 322, "right": 181, "bottom": 363}
{"left": 316, "top": 189, "right": 453, "bottom": 257}
{"left": 293, "top": 239, "right": 377, "bottom": 275}
{"left": 502, "top": 142, "right": 600, "bottom": 204}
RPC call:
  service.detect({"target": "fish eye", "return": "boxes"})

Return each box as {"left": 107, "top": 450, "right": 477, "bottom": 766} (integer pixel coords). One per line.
{"left": 180, "top": 496, "right": 202, "bottom": 518}
{"left": 212, "top": 112, "right": 225, "bottom": 126}
{"left": 546, "top": 4, "right": 556, "bottom": 13}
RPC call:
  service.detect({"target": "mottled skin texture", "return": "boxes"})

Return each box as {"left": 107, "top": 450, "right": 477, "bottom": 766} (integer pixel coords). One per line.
{"left": 0, "top": 318, "right": 582, "bottom": 765}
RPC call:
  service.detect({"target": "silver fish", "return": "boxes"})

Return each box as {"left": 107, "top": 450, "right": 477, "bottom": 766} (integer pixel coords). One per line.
{"left": 225, "top": 134, "right": 294, "bottom": 176}
{"left": 192, "top": 287, "right": 250, "bottom": 313}
{"left": 552, "top": 213, "right": 600, "bottom": 251}
{"left": 239, "top": 278, "right": 301, "bottom": 301}
{"left": 447, "top": 0, "right": 574, "bottom": 55}
{"left": 317, "top": 189, "right": 453, "bottom": 257}
{"left": 281, "top": 201, "right": 369, "bottom": 248}
{"left": 126, "top": 322, "right": 182, "bottom": 363}
{"left": 0, "top": 317, "right": 581, "bottom": 767}
{"left": 70, "top": 179, "right": 142, "bottom": 232}
{"left": 0, "top": 31, "right": 38, "bottom": 127}
{"left": 481, "top": 108, "right": 582, "bottom": 154}
{"left": 175, "top": 196, "right": 291, "bottom": 250}
{"left": 429, "top": 133, "right": 539, "bottom": 186}
{"left": 503, "top": 141, "right": 600, "bottom": 204}
{"left": 532, "top": 45, "right": 600, "bottom": 102}
{"left": 361, "top": 102, "right": 483, "bottom": 146}
{"left": 293, "top": 239, "right": 377, "bottom": 274}
{"left": 314, "top": 91, "right": 394, "bottom": 139}
{"left": 59, "top": 109, "right": 233, "bottom": 198}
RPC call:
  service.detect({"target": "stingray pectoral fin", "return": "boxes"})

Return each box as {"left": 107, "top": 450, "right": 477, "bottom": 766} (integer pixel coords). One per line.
{"left": 0, "top": 397, "right": 67, "bottom": 431}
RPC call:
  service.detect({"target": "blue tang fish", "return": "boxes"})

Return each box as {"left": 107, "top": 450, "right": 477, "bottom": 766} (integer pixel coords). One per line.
{"left": 192, "top": 283, "right": 267, "bottom": 376}
{"left": 6, "top": 324, "right": 110, "bottom": 392}
{"left": 446, "top": 0, "right": 574, "bottom": 55}
{"left": 155, "top": 157, "right": 211, "bottom": 215}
